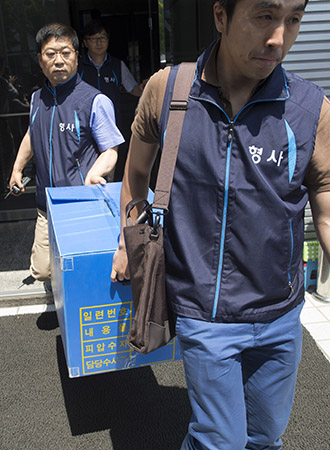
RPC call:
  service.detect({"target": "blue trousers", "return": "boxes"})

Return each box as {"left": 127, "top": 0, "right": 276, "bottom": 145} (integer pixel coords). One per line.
{"left": 177, "top": 302, "right": 304, "bottom": 450}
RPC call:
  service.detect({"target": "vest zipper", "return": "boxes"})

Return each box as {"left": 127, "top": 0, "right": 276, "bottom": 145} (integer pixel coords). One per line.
{"left": 49, "top": 93, "right": 57, "bottom": 187}
{"left": 76, "top": 158, "right": 85, "bottom": 185}
{"left": 288, "top": 219, "right": 294, "bottom": 294}
{"left": 97, "top": 70, "right": 101, "bottom": 90}
{"left": 211, "top": 121, "right": 234, "bottom": 321}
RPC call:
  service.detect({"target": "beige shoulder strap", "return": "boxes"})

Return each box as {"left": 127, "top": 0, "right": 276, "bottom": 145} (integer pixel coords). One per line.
{"left": 152, "top": 62, "right": 196, "bottom": 210}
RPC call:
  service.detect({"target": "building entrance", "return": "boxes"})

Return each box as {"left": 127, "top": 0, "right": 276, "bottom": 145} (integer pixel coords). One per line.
{"left": 0, "top": 0, "right": 160, "bottom": 220}
{"left": 0, "top": 0, "right": 216, "bottom": 220}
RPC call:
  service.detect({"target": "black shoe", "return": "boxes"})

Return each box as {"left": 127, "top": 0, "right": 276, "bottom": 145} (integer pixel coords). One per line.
{"left": 43, "top": 281, "right": 52, "bottom": 293}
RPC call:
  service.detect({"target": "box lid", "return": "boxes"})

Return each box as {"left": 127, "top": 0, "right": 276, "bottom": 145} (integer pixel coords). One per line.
{"left": 46, "top": 183, "right": 123, "bottom": 256}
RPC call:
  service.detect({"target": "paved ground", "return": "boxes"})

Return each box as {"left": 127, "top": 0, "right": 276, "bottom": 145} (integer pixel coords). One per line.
{"left": 0, "top": 311, "right": 329, "bottom": 450}
{"left": 0, "top": 218, "right": 329, "bottom": 449}
{"left": 0, "top": 218, "right": 46, "bottom": 299}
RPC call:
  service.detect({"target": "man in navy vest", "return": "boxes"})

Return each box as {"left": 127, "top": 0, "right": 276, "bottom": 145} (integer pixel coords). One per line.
{"left": 78, "top": 19, "right": 146, "bottom": 127}
{"left": 9, "top": 23, "right": 124, "bottom": 289}
{"left": 112, "top": 1, "right": 330, "bottom": 449}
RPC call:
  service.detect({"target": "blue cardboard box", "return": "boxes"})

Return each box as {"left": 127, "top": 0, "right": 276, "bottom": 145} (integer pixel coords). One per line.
{"left": 46, "top": 182, "right": 181, "bottom": 378}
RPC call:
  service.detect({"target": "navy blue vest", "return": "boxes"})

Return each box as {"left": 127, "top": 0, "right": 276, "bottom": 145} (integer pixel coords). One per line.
{"left": 78, "top": 53, "right": 122, "bottom": 125}
{"left": 159, "top": 43, "right": 324, "bottom": 323}
{"left": 30, "top": 74, "right": 101, "bottom": 211}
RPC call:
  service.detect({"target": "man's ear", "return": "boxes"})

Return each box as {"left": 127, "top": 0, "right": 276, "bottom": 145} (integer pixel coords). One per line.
{"left": 213, "top": 2, "right": 227, "bottom": 34}
{"left": 37, "top": 53, "right": 42, "bottom": 66}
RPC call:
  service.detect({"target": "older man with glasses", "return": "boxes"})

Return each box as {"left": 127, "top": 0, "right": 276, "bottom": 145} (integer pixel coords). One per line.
{"left": 9, "top": 22, "right": 124, "bottom": 291}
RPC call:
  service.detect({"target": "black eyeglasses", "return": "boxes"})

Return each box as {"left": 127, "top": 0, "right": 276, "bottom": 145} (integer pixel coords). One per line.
{"left": 86, "top": 36, "right": 108, "bottom": 43}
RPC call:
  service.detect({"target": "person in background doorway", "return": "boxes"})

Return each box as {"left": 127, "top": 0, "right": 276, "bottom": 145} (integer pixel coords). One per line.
{"left": 78, "top": 19, "right": 147, "bottom": 127}
{"left": 112, "top": 1, "right": 330, "bottom": 449}
{"left": 9, "top": 23, "right": 124, "bottom": 291}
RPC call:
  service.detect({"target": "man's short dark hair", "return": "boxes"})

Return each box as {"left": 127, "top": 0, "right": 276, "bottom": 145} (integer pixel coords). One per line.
{"left": 81, "top": 19, "right": 109, "bottom": 39}
{"left": 216, "top": 0, "right": 309, "bottom": 25}
{"left": 35, "top": 23, "right": 79, "bottom": 53}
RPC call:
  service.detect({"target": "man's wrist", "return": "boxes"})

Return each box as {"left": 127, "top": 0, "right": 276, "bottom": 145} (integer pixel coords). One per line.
{"left": 12, "top": 168, "right": 23, "bottom": 177}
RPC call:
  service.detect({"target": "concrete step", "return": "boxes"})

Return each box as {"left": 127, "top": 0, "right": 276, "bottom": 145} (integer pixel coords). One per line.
{"left": 0, "top": 269, "right": 53, "bottom": 307}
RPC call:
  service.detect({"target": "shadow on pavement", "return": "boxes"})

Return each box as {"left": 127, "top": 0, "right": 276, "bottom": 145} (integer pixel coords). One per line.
{"left": 56, "top": 335, "right": 190, "bottom": 450}
{"left": 37, "top": 310, "right": 59, "bottom": 330}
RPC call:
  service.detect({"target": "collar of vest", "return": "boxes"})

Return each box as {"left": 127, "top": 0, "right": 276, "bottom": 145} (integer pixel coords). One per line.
{"left": 82, "top": 52, "right": 112, "bottom": 67}
{"left": 44, "top": 72, "right": 81, "bottom": 98}
{"left": 192, "top": 41, "right": 290, "bottom": 104}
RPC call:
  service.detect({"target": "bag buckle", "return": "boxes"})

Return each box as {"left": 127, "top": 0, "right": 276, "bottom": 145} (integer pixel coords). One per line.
{"left": 150, "top": 214, "right": 161, "bottom": 240}
{"left": 133, "top": 202, "right": 166, "bottom": 240}
{"left": 170, "top": 99, "right": 188, "bottom": 111}
{"left": 136, "top": 206, "right": 161, "bottom": 240}
{"left": 150, "top": 207, "right": 168, "bottom": 216}
{"left": 135, "top": 203, "right": 153, "bottom": 225}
